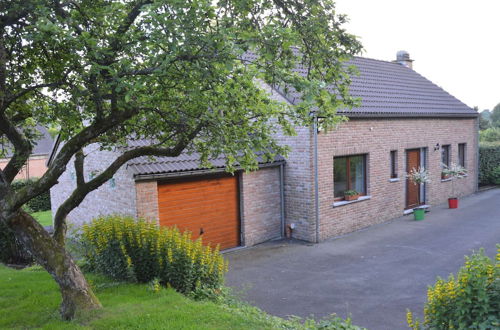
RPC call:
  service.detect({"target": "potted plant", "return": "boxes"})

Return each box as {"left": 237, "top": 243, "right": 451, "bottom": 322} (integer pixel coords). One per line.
{"left": 344, "top": 190, "right": 360, "bottom": 201}
{"left": 406, "top": 167, "right": 431, "bottom": 220}
{"left": 442, "top": 163, "right": 468, "bottom": 209}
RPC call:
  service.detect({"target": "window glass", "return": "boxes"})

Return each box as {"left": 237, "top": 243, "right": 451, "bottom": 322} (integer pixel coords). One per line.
{"left": 334, "top": 157, "right": 347, "bottom": 197}
{"left": 349, "top": 155, "right": 365, "bottom": 193}
{"left": 458, "top": 143, "right": 466, "bottom": 167}
{"left": 441, "top": 145, "right": 450, "bottom": 168}
{"left": 390, "top": 150, "right": 397, "bottom": 178}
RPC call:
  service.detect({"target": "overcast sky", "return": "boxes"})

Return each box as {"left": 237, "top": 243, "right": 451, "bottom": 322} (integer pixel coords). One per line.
{"left": 335, "top": 0, "right": 499, "bottom": 111}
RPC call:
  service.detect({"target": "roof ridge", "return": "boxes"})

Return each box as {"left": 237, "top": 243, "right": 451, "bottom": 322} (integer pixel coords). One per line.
{"left": 352, "top": 55, "right": 405, "bottom": 66}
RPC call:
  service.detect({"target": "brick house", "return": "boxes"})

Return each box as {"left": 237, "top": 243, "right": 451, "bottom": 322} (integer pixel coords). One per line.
{"left": 0, "top": 126, "right": 54, "bottom": 181}
{"left": 50, "top": 51, "right": 478, "bottom": 248}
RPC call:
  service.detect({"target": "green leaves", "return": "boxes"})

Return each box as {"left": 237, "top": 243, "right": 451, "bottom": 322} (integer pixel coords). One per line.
{"left": 409, "top": 247, "right": 500, "bottom": 329}
{"left": 2, "top": 0, "right": 362, "bottom": 172}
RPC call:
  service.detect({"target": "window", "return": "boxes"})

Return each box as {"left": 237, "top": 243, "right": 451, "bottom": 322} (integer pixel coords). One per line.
{"left": 441, "top": 144, "right": 451, "bottom": 179}
{"left": 458, "top": 143, "right": 466, "bottom": 167}
{"left": 334, "top": 155, "right": 366, "bottom": 199}
{"left": 441, "top": 145, "right": 450, "bottom": 167}
{"left": 390, "top": 150, "right": 397, "bottom": 178}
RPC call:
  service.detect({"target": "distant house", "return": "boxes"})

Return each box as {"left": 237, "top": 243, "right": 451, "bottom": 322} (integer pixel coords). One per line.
{"left": 50, "top": 51, "right": 478, "bottom": 249}
{"left": 0, "top": 126, "right": 54, "bottom": 181}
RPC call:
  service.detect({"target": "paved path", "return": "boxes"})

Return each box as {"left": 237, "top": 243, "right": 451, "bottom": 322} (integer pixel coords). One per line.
{"left": 225, "top": 188, "right": 500, "bottom": 330}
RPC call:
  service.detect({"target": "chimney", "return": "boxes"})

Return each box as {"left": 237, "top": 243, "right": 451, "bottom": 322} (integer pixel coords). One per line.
{"left": 393, "top": 50, "right": 413, "bottom": 69}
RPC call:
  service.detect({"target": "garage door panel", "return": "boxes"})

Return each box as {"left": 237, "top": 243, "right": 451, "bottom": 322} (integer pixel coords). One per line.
{"left": 157, "top": 175, "right": 240, "bottom": 250}
{"left": 159, "top": 215, "right": 238, "bottom": 227}
{"left": 159, "top": 202, "right": 238, "bottom": 217}
{"left": 158, "top": 189, "right": 236, "bottom": 202}
{"left": 157, "top": 188, "right": 236, "bottom": 202}
{"left": 159, "top": 201, "right": 237, "bottom": 214}
{"left": 158, "top": 194, "right": 236, "bottom": 208}
{"left": 160, "top": 217, "right": 238, "bottom": 230}
{"left": 158, "top": 178, "right": 235, "bottom": 192}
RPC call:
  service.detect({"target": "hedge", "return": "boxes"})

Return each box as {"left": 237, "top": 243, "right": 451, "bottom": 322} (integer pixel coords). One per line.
{"left": 478, "top": 144, "right": 500, "bottom": 185}
{"left": 11, "top": 178, "right": 51, "bottom": 212}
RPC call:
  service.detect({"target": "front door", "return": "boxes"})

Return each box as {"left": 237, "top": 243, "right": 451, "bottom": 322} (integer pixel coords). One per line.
{"left": 406, "top": 149, "right": 421, "bottom": 209}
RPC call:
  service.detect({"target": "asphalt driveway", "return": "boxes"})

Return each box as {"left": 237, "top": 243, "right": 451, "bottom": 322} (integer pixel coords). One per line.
{"left": 225, "top": 188, "right": 500, "bottom": 330}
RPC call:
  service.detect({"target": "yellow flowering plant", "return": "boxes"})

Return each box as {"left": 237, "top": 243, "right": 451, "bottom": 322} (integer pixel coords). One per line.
{"left": 407, "top": 246, "right": 499, "bottom": 329}
{"left": 81, "top": 215, "right": 228, "bottom": 295}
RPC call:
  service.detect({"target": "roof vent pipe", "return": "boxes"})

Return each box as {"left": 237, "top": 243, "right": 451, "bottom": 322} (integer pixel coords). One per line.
{"left": 393, "top": 50, "right": 414, "bottom": 69}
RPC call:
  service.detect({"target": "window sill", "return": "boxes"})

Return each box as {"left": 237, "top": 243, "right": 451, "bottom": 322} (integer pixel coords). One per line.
{"left": 389, "top": 178, "right": 400, "bottom": 182}
{"left": 441, "top": 178, "right": 452, "bottom": 182}
{"left": 333, "top": 195, "right": 371, "bottom": 208}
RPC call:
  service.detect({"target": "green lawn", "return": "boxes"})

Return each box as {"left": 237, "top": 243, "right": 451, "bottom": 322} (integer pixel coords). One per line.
{"left": 0, "top": 265, "right": 303, "bottom": 329}
{"left": 31, "top": 210, "right": 52, "bottom": 226}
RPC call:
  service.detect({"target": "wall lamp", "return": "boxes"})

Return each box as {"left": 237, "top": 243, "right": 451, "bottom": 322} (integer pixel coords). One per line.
{"left": 434, "top": 143, "right": 440, "bottom": 151}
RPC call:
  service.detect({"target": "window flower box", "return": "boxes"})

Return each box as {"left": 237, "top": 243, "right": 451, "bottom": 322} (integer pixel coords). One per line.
{"left": 344, "top": 190, "right": 359, "bottom": 201}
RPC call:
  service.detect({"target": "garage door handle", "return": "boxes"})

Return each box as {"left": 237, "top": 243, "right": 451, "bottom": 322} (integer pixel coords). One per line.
{"left": 199, "top": 228, "right": 204, "bottom": 235}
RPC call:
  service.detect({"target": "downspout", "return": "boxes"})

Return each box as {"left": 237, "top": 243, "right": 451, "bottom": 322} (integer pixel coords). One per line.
{"left": 476, "top": 116, "right": 480, "bottom": 192}
{"left": 313, "top": 116, "right": 320, "bottom": 243}
{"left": 279, "top": 163, "right": 285, "bottom": 237}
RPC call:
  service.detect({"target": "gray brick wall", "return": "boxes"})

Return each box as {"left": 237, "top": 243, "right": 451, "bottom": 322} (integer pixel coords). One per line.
{"left": 50, "top": 144, "right": 137, "bottom": 228}
{"left": 135, "top": 180, "right": 159, "bottom": 222}
{"left": 259, "top": 82, "right": 316, "bottom": 242}
{"left": 240, "top": 167, "right": 282, "bottom": 246}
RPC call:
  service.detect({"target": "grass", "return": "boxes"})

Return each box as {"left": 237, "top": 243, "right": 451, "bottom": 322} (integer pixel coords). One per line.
{"left": 31, "top": 210, "right": 52, "bottom": 226}
{"left": 2, "top": 265, "right": 346, "bottom": 329}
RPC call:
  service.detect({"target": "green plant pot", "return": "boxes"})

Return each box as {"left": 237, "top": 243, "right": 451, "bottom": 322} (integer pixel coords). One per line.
{"left": 413, "top": 208, "right": 425, "bottom": 221}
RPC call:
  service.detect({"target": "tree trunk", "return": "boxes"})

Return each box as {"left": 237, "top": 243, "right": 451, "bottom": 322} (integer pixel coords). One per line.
{"left": 6, "top": 211, "right": 101, "bottom": 320}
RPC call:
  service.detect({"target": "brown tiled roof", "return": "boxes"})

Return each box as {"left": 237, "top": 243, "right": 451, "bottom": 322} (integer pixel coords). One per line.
{"left": 123, "top": 55, "right": 478, "bottom": 177}
{"left": 277, "top": 56, "right": 477, "bottom": 118}
{"left": 127, "top": 144, "right": 284, "bottom": 177}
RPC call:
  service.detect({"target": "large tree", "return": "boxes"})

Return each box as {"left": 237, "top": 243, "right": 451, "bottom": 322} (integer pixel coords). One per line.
{"left": 491, "top": 103, "right": 500, "bottom": 127}
{"left": 0, "top": 0, "right": 361, "bottom": 320}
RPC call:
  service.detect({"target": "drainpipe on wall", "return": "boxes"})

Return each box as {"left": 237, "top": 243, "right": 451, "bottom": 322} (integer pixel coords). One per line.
{"left": 313, "top": 115, "right": 320, "bottom": 243}
{"left": 279, "top": 163, "right": 285, "bottom": 237}
{"left": 476, "top": 116, "right": 480, "bottom": 192}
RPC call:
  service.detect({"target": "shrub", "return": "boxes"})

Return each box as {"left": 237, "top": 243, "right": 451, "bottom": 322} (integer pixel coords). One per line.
{"left": 80, "top": 215, "right": 228, "bottom": 295}
{"left": 491, "top": 166, "right": 500, "bottom": 185}
{"left": 0, "top": 221, "right": 33, "bottom": 266}
{"left": 407, "top": 246, "right": 500, "bottom": 329}
{"left": 479, "top": 144, "right": 500, "bottom": 185}
{"left": 11, "top": 178, "right": 51, "bottom": 212}
{"left": 479, "top": 127, "right": 500, "bottom": 143}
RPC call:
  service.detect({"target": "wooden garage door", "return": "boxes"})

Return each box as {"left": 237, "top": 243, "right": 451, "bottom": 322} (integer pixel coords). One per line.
{"left": 157, "top": 176, "right": 240, "bottom": 250}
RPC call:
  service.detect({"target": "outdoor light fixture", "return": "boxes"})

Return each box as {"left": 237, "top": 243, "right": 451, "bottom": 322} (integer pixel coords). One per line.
{"left": 434, "top": 143, "right": 440, "bottom": 151}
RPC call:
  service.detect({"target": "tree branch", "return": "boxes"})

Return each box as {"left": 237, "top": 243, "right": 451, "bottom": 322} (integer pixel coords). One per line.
{"left": 0, "top": 2, "right": 34, "bottom": 28}
{"left": 8, "top": 107, "right": 139, "bottom": 212}
{"left": 52, "top": 124, "right": 202, "bottom": 244}
{"left": 0, "top": 112, "right": 32, "bottom": 182}
{"left": 52, "top": 0, "right": 84, "bottom": 35}
{"left": 108, "top": 0, "right": 153, "bottom": 54}
{"left": 4, "top": 80, "right": 66, "bottom": 110}
{"left": 74, "top": 149, "right": 85, "bottom": 187}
